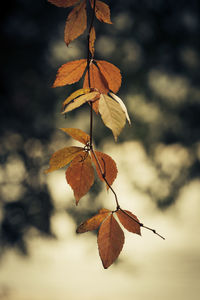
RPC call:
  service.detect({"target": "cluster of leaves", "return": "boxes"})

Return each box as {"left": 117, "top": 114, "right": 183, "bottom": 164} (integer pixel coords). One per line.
{"left": 46, "top": 0, "right": 164, "bottom": 268}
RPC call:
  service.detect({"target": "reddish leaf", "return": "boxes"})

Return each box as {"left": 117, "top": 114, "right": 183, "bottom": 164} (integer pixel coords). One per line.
{"left": 98, "top": 214, "right": 124, "bottom": 269}
{"left": 90, "top": 0, "right": 112, "bottom": 24}
{"left": 76, "top": 208, "right": 111, "bottom": 233}
{"left": 91, "top": 150, "right": 117, "bottom": 188}
{"left": 48, "top": 0, "right": 79, "bottom": 7}
{"left": 60, "top": 128, "right": 90, "bottom": 145}
{"left": 66, "top": 153, "right": 94, "bottom": 204}
{"left": 64, "top": 0, "right": 87, "bottom": 46}
{"left": 53, "top": 59, "right": 87, "bottom": 87}
{"left": 44, "top": 146, "right": 83, "bottom": 173}
{"left": 116, "top": 210, "right": 141, "bottom": 235}
{"left": 96, "top": 60, "right": 122, "bottom": 93}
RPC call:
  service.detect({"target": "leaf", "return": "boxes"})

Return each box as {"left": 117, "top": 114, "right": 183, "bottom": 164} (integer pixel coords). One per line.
{"left": 64, "top": 0, "right": 87, "bottom": 46}
{"left": 91, "top": 150, "right": 117, "bottom": 188}
{"left": 98, "top": 214, "right": 124, "bottom": 269}
{"left": 62, "top": 91, "right": 100, "bottom": 114}
{"left": 45, "top": 146, "right": 83, "bottom": 173}
{"left": 109, "top": 92, "right": 131, "bottom": 125}
{"left": 90, "top": 0, "right": 112, "bottom": 24}
{"left": 116, "top": 210, "right": 141, "bottom": 235}
{"left": 89, "top": 26, "right": 96, "bottom": 57}
{"left": 83, "top": 62, "right": 109, "bottom": 94}
{"left": 60, "top": 128, "right": 90, "bottom": 145}
{"left": 66, "top": 153, "right": 94, "bottom": 204}
{"left": 62, "top": 88, "right": 92, "bottom": 110}
{"left": 53, "top": 59, "right": 87, "bottom": 87}
{"left": 96, "top": 60, "right": 122, "bottom": 93}
{"left": 76, "top": 208, "right": 111, "bottom": 233}
{"left": 98, "top": 94, "right": 126, "bottom": 141}
{"left": 48, "top": 0, "right": 79, "bottom": 7}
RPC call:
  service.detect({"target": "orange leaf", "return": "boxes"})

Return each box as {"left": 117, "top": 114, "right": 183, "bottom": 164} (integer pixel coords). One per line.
{"left": 98, "top": 214, "right": 124, "bottom": 269}
{"left": 116, "top": 210, "right": 141, "bottom": 235}
{"left": 45, "top": 146, "right": 83, "bottom": 173}
{"left": 60, "top": 128, "right": 90, "bottom": 145}
{"left": 83, "top": 62, "right": 109, "bottom": 94}
{"left": 90, "top": 0, "right": 112, "bottom": 24}
{"left": 66, "top": 153, "right": 94, "bottom": 204}
{"left": 96, "top": 60, "right": 122, "bottom": 93}
{"left": 53, "top": 59, "right": 87, "bottom": 87}
{"left": 76, "top": 208, "right": 111, "bottom": 233}
{"left": 48, "top": 0, "right": 79, "bottom": 7}
{"left": 89, "top": 26, "right": 96, "bottom": 57}
{"left": 64, "top": 0, "right": 87, "bottom": 46}
{"left": 91, "top": 150, "right": 117, "bottom": 188}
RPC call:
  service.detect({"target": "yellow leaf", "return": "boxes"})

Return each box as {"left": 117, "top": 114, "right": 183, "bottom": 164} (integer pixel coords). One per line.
{"left": 66, "top": 153, "right": 94, "bottom": 204}
{"left": 48, "top": 0, "right": 79, "bottom": 7}
{"left": 62, "top": 88, "right": 91, "bottom": 110}
{"left": 45, "top": 146, "right": 83, "bottom": 173}
{"left": 90, "top": 0, "right": 112, "bottom": 24}
{"left": 96, "top": 60, "right": 122, "bottom": 93}
{"left": 76, "top": 208, "right": 111, "bottom": 233}
{"left": 64, "top": 0, "right": 87, "bottom": 46}
{"left": 98, "top": 214, "right": 124, "bottom": 269}
{"left": 53, "top": 59, "right": 87, "bottom": 87}
{"left": 98, "top": 94, "right": 126, "bottom": 141}
{"left": 109, "top": 92, "right": 131, "bottom": 125}
{"left": 60, "top": 128, "right": 90, "bottom": 145}
{"left": 62, "top": 91, "right": 100, "bottom": 114}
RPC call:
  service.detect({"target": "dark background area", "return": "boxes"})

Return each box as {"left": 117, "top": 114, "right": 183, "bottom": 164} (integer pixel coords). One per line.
{"left": 0, "top": 0, "right": 199, "bottom": 257}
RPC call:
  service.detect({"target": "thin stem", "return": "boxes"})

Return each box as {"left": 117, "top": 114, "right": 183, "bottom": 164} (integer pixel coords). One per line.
{"left": 119, "top": 208, "right": 165, "bottom": 240}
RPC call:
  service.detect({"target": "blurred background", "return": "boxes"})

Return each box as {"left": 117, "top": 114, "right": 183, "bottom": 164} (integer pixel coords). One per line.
{"left": 0, "top": 0, "right": 200, "bottom": 299}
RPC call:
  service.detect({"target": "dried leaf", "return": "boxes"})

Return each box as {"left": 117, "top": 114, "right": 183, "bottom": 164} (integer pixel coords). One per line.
{"left": 98, "top": 94, "right": 126, "bottom": 141}
{"left": 98, "top": 214, "right": 124, "bottom": 269}
{"left": 96, "top": 60, "right": 121, "bottom": 93}
{"left": 64, "top": 0, "right": 87, "bottom": 46}
{"left": 66, "top": 153, "right": 94, "bottom": 204}
{"left": 76, "top": 208, "right": 111, "bottom": 233}
{"left": 53, "top": 59, "right": 87, "bottom": 87}
{"left": 91, "top": 150, "right": 117, "bottom": 188}
{"left": 60, "top": 128, "right": 90, "bottom": 145}
{"left": 83, "top": 62, "right": 109, "bottom": 94}
{"left": 109, "top": 92, "right": 131, "bottom": 125}
{"left": 62, "top": 88, "right": 92, "bottom": 110}
{"left": 89, "top": 26, "right": 96, "bottom": 57}
{"left": 90, "top": 0, "right": 112, "bottom": 24}
{"left": 48, "top": 0, "right": 79, "bottom": 7}
{"left": 62, "top": 91, "right": 100, "bottom": 114}
{"left": 45, "top": 146, "right": 83, "bottom": 173}
{"left": 116, "top": 210, "right": 141, "bottom": 235}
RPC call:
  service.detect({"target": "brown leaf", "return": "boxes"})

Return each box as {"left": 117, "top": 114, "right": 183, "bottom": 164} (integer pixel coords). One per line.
{"left": 48, "top": 0, "right": 79, "bottom": 7}
{"left": 60, "top": 128, "right": 90, "bottom": 145}
{"left": 66, "top": 153, "right": 94, "bottom": 204}
{"left": 98, "top": 214, "right": 124, "bottom": 269}
{"left": 61, "top": 88, "right": 91, "bottom": 110}
{"left": 62, "top": 91, "right": 100, "bottom": 114}
{"left": 89, "top": 26, "right": 96, "bottom": 57}
{"left": 76, "top": 208, "right": 111, "bottom": 233}
{"left": 45, "top": 146, "right": 83, "bottom": 173}
{"left": 116, "top": 210, "right": 141, "bottom": 235}
{"left": 90, "top": 0, "right": 112, "bottom": 24}
{"left": 64, "top": 0, "right": 87, "bottom": 46}
{"left": 109, "top": 92, "right": 131, "bottom": 125}
{"left": 91, "top": 150, "right": 117, "bottom": 188}
{"left": 96, "top": 60, "right": 121, "bottom": 93}
{"left": 98, "top": 94, "right": 126, "bottom": 141}
{"left": 53, "top": 59, "right": 87, "bottom": 87}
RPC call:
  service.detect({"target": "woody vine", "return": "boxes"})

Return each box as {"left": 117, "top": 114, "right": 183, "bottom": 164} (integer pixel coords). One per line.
{"left": 46, "top": 0, "right": 164, "bottom": 269}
